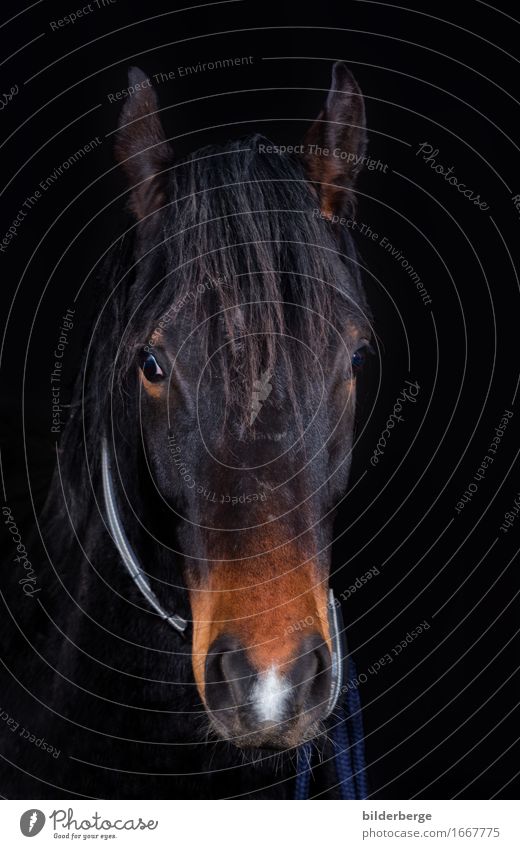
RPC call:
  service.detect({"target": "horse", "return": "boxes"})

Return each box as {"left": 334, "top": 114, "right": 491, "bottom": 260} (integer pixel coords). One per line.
{"left": 1, "top": 62, "right": 372, "bottom": 799}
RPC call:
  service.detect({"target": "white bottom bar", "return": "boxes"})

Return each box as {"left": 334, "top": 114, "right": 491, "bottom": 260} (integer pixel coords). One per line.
{"left": 2, "top": 800, "right": 518, "bottom": 848}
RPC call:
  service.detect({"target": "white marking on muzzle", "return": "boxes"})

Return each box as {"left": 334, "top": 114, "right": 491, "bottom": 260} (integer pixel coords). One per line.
{"left": 252, "top": 666, "right": 289, "bottom": 723}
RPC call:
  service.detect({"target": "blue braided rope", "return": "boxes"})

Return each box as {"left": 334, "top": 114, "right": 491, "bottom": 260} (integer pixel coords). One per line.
{"left": 294, "top": 657, "right": 368, "bottom": 799}
{"left": 332, "top": 705, "right": 358, "bottom": 799}
{"left": 294, "top": 741, "right": 313, "bottom": 799}
{"left": 345, "top": 660, "right": 369, "bottom": 799}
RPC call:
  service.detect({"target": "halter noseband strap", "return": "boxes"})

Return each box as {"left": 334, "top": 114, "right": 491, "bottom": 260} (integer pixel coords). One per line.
{"left": 101, "top": 437, "right": 188, "bottom": 636}
{"left": 101, "top": 438, "right": 344, "bottom": 714}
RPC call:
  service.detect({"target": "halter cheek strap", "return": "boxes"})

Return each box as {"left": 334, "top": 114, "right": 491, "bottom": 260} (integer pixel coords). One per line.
{"left": 101, "top": 438, "right": 188, "bottom": 636}
{"left": 326, "top": 588, "right": 345, "bottom": 717}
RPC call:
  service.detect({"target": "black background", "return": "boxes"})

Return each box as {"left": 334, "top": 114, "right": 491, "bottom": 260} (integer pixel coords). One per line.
{"left": 1, "top": 0, "right": 519, "bottom": 798}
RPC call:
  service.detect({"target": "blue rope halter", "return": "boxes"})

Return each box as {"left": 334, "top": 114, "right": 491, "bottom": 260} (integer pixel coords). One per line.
{"left": 294, "top": 657, "right": 368, "bottom": 799}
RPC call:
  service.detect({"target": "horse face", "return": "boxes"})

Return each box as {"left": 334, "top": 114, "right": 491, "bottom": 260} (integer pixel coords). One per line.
{"left": 116, "top": 63, "right": 370, "bottom": 748}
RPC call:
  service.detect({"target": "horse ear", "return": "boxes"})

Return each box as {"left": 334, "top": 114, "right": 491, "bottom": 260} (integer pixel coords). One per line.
{"left": 114, "top": 67, "right": 173, "bottom": 221}
{"left": 303, "top": 62, "right": 367, "bottom": 219}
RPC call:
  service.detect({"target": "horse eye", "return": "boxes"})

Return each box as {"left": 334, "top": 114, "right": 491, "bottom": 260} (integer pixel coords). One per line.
{"left": 139, "top": 351, "right": 165, "bottom": 383}
{"left": 351, "top": 349, "right": 365, "bottom": 373}
{"left": 350, "top": 340, "right": 373, "bottom": 376}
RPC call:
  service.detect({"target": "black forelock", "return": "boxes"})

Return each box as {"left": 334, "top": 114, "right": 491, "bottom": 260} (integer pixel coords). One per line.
{"left": 119, "top": 134, "right": 369, "bottom": 422}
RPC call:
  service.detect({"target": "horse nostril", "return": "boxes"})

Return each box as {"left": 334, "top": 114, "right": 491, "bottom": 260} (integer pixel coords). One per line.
{"left": 204, "top": 635, "right": 255, "bottom": 716}
{"left": 309, "top": 642, "right": 333, "bottom": 712}
{"left": 289, "top": 636, "right": 332, "bottom": 717}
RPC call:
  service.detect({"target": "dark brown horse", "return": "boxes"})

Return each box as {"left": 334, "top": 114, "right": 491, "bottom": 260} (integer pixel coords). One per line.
{"left": 2, "top": 62, "right": 371, "bottom": 798}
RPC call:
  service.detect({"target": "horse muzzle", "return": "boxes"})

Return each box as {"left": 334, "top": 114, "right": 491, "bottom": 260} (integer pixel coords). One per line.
{"left": 203, "top": 631, "right": 333, "bottom": 748}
